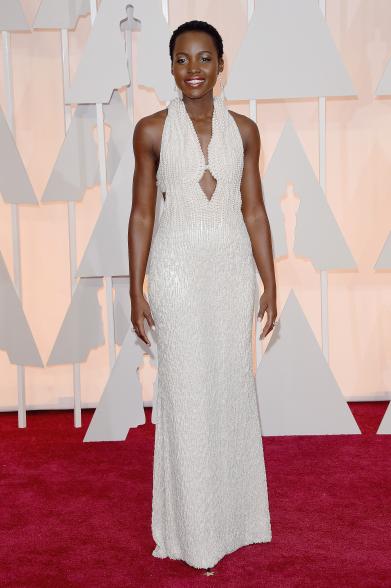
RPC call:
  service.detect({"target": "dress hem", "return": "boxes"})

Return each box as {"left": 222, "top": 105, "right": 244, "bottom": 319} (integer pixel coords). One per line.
{"left": 151, "top": 531, "right": 272, "bottom": 570}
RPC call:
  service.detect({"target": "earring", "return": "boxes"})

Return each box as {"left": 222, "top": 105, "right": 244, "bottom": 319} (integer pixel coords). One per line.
{"left": 218, "top": 73, "right": 225, "bottom": 100}
{"left": 173, "top": 80, "right": 183, "bottom": 99}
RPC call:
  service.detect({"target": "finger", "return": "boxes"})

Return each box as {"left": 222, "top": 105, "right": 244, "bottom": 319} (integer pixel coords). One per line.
{"left": 261, "top": 325, "right": 272, "bottom": 339}
{"left": 135, "top": 322, "right": 151, "bottom": 346}
{"left": 260, "top": 314, "right": 278, "bottom": 339}
{"left": 144, "top": 310, "right": 155, "bottom": 329}
{"left": 260, "top": 309, "right": 273, "bottom": 338}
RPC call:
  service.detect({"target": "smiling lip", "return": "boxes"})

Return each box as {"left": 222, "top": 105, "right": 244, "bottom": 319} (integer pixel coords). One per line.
{"left": 185, "top": 78, "right": 205, "bottom": 86}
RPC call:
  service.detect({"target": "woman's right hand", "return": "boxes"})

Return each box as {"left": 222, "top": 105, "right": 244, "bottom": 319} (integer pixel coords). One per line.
{"left": 130, "top": 293, "right": 155, "bottom": 346}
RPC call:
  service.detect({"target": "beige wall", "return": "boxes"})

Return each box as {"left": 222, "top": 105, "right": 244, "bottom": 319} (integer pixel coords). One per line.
{"left": 0, "top": 0, "right": 390, "bottom": 410}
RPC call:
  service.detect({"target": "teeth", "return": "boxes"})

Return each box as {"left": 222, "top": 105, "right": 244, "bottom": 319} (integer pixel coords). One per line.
{"left": 186, "top": 79, "right": 204, "bottom": 85}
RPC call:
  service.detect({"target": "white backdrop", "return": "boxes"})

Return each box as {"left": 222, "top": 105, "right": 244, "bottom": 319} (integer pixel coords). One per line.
{"left": 0, "top": 0, "right": 390, "bottom": 423}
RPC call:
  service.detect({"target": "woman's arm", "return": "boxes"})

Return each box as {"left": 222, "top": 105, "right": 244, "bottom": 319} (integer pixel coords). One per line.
{"left": 237, "top": 114, "right": 277, "bottom": 339}
{"left": 128, "top": 116, "right": 158, "bottom": 346}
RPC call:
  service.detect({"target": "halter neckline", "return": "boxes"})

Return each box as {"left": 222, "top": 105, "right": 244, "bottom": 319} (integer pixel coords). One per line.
{"left": 178, "top": 95, "right": 219, "bottom": 170}
{"left": 156, "top": 93, "right": 242, "bottom": 208}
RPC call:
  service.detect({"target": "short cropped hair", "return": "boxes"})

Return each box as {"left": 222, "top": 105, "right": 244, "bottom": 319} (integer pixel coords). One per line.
{"left": 169, "top": 20, "right": 224, "bottom": 62}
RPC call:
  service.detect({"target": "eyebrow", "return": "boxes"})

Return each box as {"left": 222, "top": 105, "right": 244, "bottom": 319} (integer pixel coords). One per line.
{"left": 174, "top": 50, "right": 212, "bottom": 56}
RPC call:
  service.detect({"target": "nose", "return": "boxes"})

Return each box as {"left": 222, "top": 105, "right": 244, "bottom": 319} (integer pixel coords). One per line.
{"left": 188, "top": 60, "right": 201, "bottom": 73}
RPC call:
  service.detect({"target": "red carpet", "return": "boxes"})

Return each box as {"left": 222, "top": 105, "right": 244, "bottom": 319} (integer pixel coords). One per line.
{"left": 1, "top": 402, "right": 390, "bottom": 587}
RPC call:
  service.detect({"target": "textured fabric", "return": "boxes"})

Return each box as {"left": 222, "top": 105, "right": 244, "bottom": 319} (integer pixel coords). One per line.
{"left": 147, "top": 94, "right": 272, "bottom": 569}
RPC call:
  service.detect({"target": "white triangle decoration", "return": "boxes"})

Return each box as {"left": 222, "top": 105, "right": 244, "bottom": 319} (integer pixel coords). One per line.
{"left": 83, "top": 325, "right": 156, "bottom": 441}
{"left": 0, "top": 1, "right": 29, "bottom": 31}
{"left": 377, "top": 403, "right": 391, "bottom": 434}
{"left": 262, "top": 120, "right": 356, "bottom": 270}
{"left": 41, "top": 104, "right": 99, "bottom": 202}
{"left": 47, "top": 278, "right": 105, "bottom": 365}
{"left": 42, "top": 91, "right": 131, "bottom": 203}
{"left": 76, "top": 138, "right": 133, "bottom": 277}
{"left": 65, "top": 0, "right": 173, "bottom": 104}
{"left": 0, "top": 107, "right": 37, "bottom": 204}
{"left": 112, "top": 277, "right": 131, "bottom": 346}
{"left": 225, "top": 0, "right": 356, "bottom": 100}
{"left": 374, "top": 232, "right": 391, "bottom": 269}
{"left": 375, "top": 55, "right": 391, "bottom": 96}
{"left": 33, "top": 0, "right": 90, "bottom": 30}
{"left": 256, "top": 290, "right": 361, "bottom": 436}
{"left": 0, "top": 252, "right": 43, "bottom": 367}
{"left": 76, "top": 135, "right": 165, "bottom": 278}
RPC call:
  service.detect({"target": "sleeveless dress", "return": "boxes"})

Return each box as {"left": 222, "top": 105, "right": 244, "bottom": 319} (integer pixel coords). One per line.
{"left": 147, "top": 93, "right": 272, "bottom": 569}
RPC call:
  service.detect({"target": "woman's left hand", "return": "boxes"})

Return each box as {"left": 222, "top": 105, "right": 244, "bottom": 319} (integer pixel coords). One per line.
{"left": 257, "top": 290, "right": 278, "bottom": 339}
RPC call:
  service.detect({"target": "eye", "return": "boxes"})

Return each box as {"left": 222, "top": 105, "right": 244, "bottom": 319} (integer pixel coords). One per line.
{"left": 201, "top": 56, "right": 211, "bottom": 62}
{"left": 177, "top": 57, "right": 186, "bottom": 64}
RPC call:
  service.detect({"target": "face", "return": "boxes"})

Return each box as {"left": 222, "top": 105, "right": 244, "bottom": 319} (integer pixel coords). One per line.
{"left": 171, "top": 31, "right": 223, "bottom": 98}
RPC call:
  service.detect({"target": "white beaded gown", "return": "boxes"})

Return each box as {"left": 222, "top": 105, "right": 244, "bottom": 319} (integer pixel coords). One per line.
{"left": 147, "top": 93, "right": 272, "bottom": 569}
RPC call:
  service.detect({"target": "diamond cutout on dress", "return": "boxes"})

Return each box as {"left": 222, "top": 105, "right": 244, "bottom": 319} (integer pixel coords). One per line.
{"left": 198, "top": 163, "right": 217, "bottom": 202}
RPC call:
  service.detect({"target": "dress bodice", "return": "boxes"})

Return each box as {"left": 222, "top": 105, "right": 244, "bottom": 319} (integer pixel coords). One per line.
{"left": 156, "top": 94, "right": 244, "bottom": 213}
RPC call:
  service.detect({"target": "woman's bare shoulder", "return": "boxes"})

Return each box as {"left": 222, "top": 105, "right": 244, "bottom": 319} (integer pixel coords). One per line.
{"left": 228, "top": 109, "right": 260, "bottom": 152}
{"left": 133, "top": 107, "right": 168, "bottom": 158}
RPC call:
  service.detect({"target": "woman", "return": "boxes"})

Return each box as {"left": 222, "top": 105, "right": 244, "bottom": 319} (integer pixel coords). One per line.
{"left": 128, "top": 20, "right": 277, "bottom": 570}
